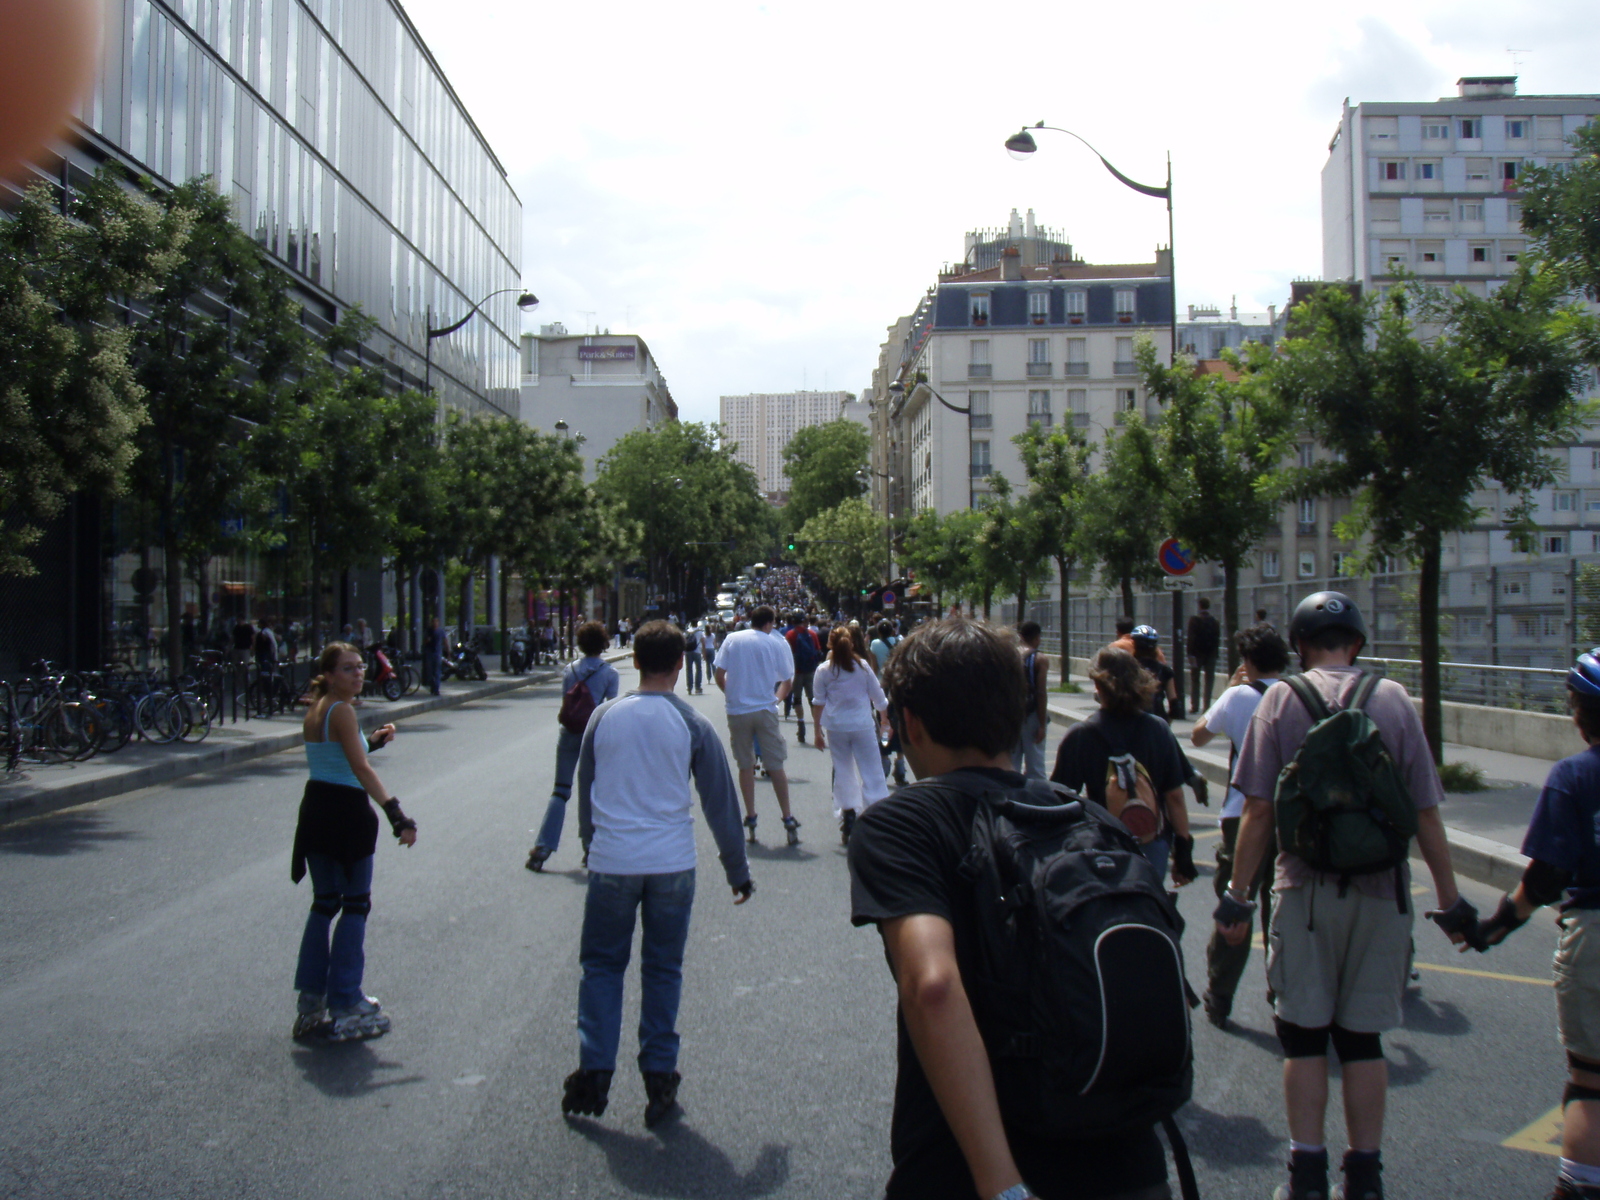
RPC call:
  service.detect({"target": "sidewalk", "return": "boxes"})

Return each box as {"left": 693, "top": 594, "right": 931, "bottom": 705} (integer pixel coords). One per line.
{"left": 0, "top": 651, "right": 631, "bottom": 826}
{"left": 1043, "top": 683, "right": 1563, "bottom": 893}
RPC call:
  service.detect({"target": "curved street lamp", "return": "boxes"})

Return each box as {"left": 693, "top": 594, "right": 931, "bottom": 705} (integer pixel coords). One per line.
{"left": 425, "top": 287, "right": 540, "bottom": 394}
{"left": 887, "top": 377, "right": 970, "bottom": 415}
{"left": 1003, "top": 122, "right": 1176, "bottom": 366}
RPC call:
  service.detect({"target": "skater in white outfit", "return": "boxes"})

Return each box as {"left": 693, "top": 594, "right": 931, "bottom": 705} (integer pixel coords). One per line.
{"left": 812, "top": 625, "right": 891, "bottom": 845}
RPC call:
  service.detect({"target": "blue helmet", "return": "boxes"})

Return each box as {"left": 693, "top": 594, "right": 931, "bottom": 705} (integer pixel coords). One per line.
{"left": 1570, "top": 648, "right": 1600, "bottom": 698}
{"left": 1131, "top": 624, "right": 1160, "bottom": 644}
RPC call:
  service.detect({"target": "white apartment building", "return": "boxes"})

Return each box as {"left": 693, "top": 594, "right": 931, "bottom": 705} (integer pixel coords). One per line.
{"left": 521, "top": 327, "right": 677, "bottom": 479}
{"left": 720, "top": 390, "right": 864, "bottom": 499}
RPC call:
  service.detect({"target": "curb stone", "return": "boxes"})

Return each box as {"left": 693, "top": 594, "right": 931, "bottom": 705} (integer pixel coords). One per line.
{"left": 0, "top": 651, "right": 630, "bottom": 826}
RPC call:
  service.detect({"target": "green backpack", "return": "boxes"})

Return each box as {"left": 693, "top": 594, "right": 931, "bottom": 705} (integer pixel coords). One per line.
{"left": 1274, "top": 673, "right": 1418, "bottom": 909}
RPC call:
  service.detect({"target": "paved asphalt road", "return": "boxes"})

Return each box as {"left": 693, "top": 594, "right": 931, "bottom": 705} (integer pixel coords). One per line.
{"left": 0, "top": 663, "right": 1573, "bottom": 1199}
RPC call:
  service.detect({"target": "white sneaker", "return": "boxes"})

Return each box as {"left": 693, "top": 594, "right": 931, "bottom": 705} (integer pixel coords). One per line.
{"left": 326, "top": 995, "right": 392, "bottom": 1042}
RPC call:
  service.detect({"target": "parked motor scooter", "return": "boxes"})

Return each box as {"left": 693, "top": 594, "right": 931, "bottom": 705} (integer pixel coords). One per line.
{"left": 507, "top": 626, "right": 531, "bottom": 675}
{"left": 439, "top": 633, "right": 487, "bottom": 682}
{"left": 368, "top": 643, "right": 404, "bottom": 701}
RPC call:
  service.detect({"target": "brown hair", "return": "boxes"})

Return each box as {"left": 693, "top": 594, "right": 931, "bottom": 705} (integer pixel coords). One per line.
{"left": 881, "top": 617, "right": 1023, "bottom": 757}
{"left": 634, "top": 620, "right": 685, "bottom": 676}
{"left": 827, "top": 625, "right": 858, "bottom": 672}
{"left": 308, "top": 641, "right": 362, "bottom": 699}
{"left": 1089, "top": 647, "right": 1157, "bottom": 717}
{"left": 577, "top": 620, "right": 609, "bottom": 657}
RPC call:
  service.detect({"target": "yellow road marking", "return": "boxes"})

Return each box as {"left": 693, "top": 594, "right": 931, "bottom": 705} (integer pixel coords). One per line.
{"left": 1502, "top": 1106, "right": 1564, "bottom": 1157}
{"left": 1411, "top": 885, "right": 1430, "bottom": 895}
{"left": 1413, "top": 961, "right": 1550, "bottom": 987}
{"left": 1193, "top": 830, "right": 1222, "bottom": 841}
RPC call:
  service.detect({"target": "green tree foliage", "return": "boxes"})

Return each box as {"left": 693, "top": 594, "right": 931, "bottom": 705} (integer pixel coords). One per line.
{"left": 1520, "top": 120, "right": 1600, "bottom": 297}
{"left": 795, "top": 498, "right": 883, "bottom": 599}
{"left": 1272, "top": 276, "right": 1597, "bottom": 760}
{"left": 1078, "top": 413, "right": 1166, "bottom": 617}
{"left": 781, "top": 418, "right": 869, "bottom": 532}
{"left": 897, "top": 509, "right": 980, "bottom": 608}
{"left": 0, "top": 171, "right": 189, "bottom": 575}
{"left": 1141, "top": 340, "right": 1297, "bottom": 671}
{"left": 974, "top": 475, "right": 1053, "bottom": 622}
{"left": 597, "top": 422, "right": 768, "bottom": 614}
{"left": 1015, "top": 424, "right": 1094, "bottom": 680}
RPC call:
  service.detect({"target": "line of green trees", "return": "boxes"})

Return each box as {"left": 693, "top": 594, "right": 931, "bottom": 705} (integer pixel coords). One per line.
{"left": 3, "top": 169, "right": 623, "bottom": 677}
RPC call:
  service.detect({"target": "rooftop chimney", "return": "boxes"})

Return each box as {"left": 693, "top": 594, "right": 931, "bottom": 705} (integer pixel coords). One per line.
{"left": 1000, "top": 245, "right": 1023, "bottom": 281}
{"left": 1458, "top": 76, "right": 1516, "bottom": 99}
{"left": 1025, "top": 208, "right": 1037, "bottom": 239}
{"left": 1009, "top": 208, "right": 1023, "bottom": 238}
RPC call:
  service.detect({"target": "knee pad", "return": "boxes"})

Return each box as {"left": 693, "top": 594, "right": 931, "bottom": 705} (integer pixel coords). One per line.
{"left": 341, "top": 892, "right": 371, "bottom": 919}
{"left": 311, "top": 893, "right": 340, "bottom": 918}
{"left": 1565, "top": 1082, "right": 1600, "bottom": 1107}
{"left": 1330, "top": 1025, "right": 1384, "bottom": 1063}
{"left": 1275, "top": 1017, "right": 1331, "bottom": 1059}
{"left": 1570, "top": 1051, "right": 1600, "bottom": 1075}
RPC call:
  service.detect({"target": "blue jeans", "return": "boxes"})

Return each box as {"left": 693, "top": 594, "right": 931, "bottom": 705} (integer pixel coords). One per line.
{"left": 535, "top": 727, "right": 583, "bottom": 854}
{"left": 1010, "top": 713, "right": 1047, "bottom": 780}
{"left": 577, "top": 869, "right": 696, "bottom": 1073}
{"left": 1143, "top": 836, "right": 1171, "bottom": 882}
{"left": 294, "top": 853, "right": 375, "bottom": 1008}
{"left": 684, "top": 652, "right": 702, "bottom": 691}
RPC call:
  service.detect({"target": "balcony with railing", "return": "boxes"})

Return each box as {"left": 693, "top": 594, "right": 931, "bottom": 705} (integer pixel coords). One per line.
{"left": 967, "top": 363, "right": 992, "bottom": 378}
{"left": 1113, "top": 360, "right": 1138, "bottom": 375}
{"left": 1065, "top": 362, "right": 1089, "bottom": 375}
{"left": 1025, "top": 362, "right": 1052, "bottom": 377}
{"left": 1028, "top": 412, "right": 1052, "bottom": 427}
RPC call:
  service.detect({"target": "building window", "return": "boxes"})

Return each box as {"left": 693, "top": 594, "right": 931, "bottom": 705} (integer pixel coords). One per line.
{"left": 1298, "top": 551, "right": 1317, "bottom": 578}
{"left": 1421, "top": 250, "right": 1439, "bottom": 262}
{"left": 1027, "top": 390, "right": 1052, "bottom": 426}
{"left": 1113, "top": 388, "right": 1138, "bottom": 423}
{"left": 1502, "top": 160, "right": 1521, "bottom": 185}
{"left": 969, "top": 439, "right": 991, "bottom": 478}
{"left": 1069, "top": 388, "right": 1089, "bottom": 428}
{"left": 1115, "top": 290, "right": 1135, "bottom": 323}
{"left": 1459, "top": 202, "right": 1484, "bottom": 221}
{"left": 1297, "top": 443, "right": 1314, "bottom": 468}
{"left": 1548, "top": 535, "right": 1569, "bottom": 555}
{"left": 1424, "top": 123, "right": 1449, "bottom": 139}
{"left": 1510, "top": 202, "right": 1524, "bottom": 225}
{"left": 1508, "top": 119, "right": 1527, "bottom": 139}
{"left": 1466, "top": 158, "right": 1491, "bottom": 181}
{"left": 1556, "top": 491, "right": 1576, "bottom": 512}
{"left": 1503, "top": 579, "right": 1524, "bottom": 596}
{"left": 1261, "top": 550, "right": 1281, "bottom": 578}
{"left": 1298, "top": 498, "right": 1316, "bottom": 533}
{"left": 1027, "top": 338, "right": 1051, "bottom": 377}
{"left": 1331, "top": 551, "right": 1353, "bottom": 577}
{"left": 968, "top": 391, "right": 991, "bottom": 430}
{"left": 1066, "top": 290, "right": 1086, "bottom": 323}
{"left": 1066, "top": 338, "right": 1088, "bottom": 375}
{"left": 1382, "top": 161, "right": 1406, "bottom": 180}
{"left": 971, "top": 292, "right": 990, "bottom": 326}
{"left": 1514, "top": 615, "right": 1538, "bottom": 638}
{"left": 968, "top": 338, "right": 991, "bottom": 378}
{"left": 1028, "top": 291, "right": 1049, "bottom": 325}
{"left": 1460, "top": 118, "right": 1480, "bottom": 139}
{"left": 1417, "top": 161, "right": 1437, "bottom": 179}
{"left": 1114, "top": 337, "right": 1137, "bottom": 375}
{"left": 1472, "top": 245, "right": 1490, "bottom": 262}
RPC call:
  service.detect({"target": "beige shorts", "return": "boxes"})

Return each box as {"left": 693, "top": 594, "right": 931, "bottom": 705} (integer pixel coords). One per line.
{"left": 1555, "top": 909, "right": 1600, "bottom": 1066}
{"left": 1265, "top": 877, "right": 1413, "bottom": 1033}
{"left": 726, "top": 708, "right": 788, "bottom": 772}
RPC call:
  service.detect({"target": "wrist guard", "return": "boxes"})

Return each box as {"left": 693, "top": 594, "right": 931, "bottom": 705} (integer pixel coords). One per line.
{"left": 735, "top": 879, "right": 755, "bottom": 901}
{"left": 1173, "top": 835, "right": 1197, "bottom": 880}
{"left": 1427, "top": 896, "right": 1479, "bottom": 938}
{"left": 1474, "top": 894, "right": 1529, "bottom": 950}
{"left": 1213, "top": 891, "right": 1257, "bottom": 926}
{"left": 382, "top": 797, "right": 416, "bottom": 837}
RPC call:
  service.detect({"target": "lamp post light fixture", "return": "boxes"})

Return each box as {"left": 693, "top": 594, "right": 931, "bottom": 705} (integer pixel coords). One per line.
{"left": 424, "top": 287, "right": 539, "bottom": 396}
{"left": 886, "top": 377, "right": 970, "bottom": 415}
{"left": 1003, "top": 122, "right": 1176, "bottom": 367}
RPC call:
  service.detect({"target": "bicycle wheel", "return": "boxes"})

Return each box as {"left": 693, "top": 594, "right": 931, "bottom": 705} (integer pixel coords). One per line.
{"left": 87, "top": 695, "right": 133, "bottom": 753}
{"left": 45, "top": 701, "right": 102, "bottom": 761}
{"left": 176, "top": 692, "right": 212, "bottom": 743}
{"left": 147, "top": 693, "right": 186, "bottom": 744}
{"left": 402, "top": 664, "right": 420, "bottom": 696}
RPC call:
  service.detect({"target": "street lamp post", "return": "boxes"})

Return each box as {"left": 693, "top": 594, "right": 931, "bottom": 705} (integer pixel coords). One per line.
{"left": 1003, "top": 123, "right": 1176, "bottom": 368}
{"left": 424, "top": 287, "right": 540, "bottom": 400}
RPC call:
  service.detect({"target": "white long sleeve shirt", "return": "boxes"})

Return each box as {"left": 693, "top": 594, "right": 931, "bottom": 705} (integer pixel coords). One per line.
{"left": 811, "top": 657, "right": 888, "bottom": 732}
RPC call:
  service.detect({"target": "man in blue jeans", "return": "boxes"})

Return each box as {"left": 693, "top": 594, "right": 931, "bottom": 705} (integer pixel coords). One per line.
{"left": 565, "top": 620, "right": 754, "bottom": 1126}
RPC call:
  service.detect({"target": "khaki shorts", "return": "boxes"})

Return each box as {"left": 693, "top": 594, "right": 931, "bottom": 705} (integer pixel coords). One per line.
{"left": 1555, "top": 909, "right": 1600, "bottom": 1066}
{"left": 726, "top": 709, "right": 788, "bottom": 772}
{"left": 1265, "top": 877, "right": 1413, "bottom": 1033}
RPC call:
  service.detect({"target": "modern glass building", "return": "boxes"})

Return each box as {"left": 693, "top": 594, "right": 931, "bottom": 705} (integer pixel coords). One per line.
{"left": 59, "top": 0, "right": 523, "bottom": 416}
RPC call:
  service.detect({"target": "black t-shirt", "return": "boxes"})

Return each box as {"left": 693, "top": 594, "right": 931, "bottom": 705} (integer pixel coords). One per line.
{"left": 847, "top": 767, "right": 1167, "bottom": 1200}
{"left": 1052, "top": 710, "right": 1187, "bottom": 810}
{"left": 1137, "top": 657, "right": 1175, "bottom": 720}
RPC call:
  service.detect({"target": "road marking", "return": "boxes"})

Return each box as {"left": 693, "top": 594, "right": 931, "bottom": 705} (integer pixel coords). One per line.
{"left": 1413, "top": 961, "right": 1549, "bottom": 987}
{"left": 1193, "top": 830, "right": 1222, "bottom": 841}
{"left": 1503, "top": 1106, "right": 1564, "bottom": 1157}
{"left": 1411, "top": 885, "right": 1431, "bottom": 895}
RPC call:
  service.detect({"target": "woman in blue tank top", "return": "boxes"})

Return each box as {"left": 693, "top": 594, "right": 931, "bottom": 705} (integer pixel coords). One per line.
{"left": 290, "top": 641, "right": 415, "bottom": 1042}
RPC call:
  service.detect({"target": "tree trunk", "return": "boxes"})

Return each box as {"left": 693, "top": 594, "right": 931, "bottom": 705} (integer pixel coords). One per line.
{"left": 1058, "top": 555, "right": 1072, "bottom": 684}
{"left": 394, "top": 563, "right": 409, "bottom": 652}
{"left": 1120, "top": 575, "right": 1135, "bottom": 621}
{"left": 982, "top": 587, "right": 993, "bottom": 620}
{"left": 1223, "top": 560, "right": 1240, "bottom": 676}
{"left": 1419, "top": 532, "right": 1444, "bottom": 765}
{"left": 1017, "top": 572, "right": 1028, "bottom": 629}
{"left": 162, "top": 444, "right": 182, "bottom": 682}
{"left": 499, "top": 563, "right": 510, "bottom": 671}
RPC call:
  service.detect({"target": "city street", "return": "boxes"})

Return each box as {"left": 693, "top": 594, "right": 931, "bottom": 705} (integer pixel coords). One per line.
{"left": 0, "top": 663, "right": 1573, "bottom": 1199}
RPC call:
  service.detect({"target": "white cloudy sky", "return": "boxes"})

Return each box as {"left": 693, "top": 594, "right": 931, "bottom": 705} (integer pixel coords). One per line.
{"left": 398, "top": 0, "right": 1597, "bottom": 426}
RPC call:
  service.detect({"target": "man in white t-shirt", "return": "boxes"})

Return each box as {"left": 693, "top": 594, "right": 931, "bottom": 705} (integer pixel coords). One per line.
{"left": 714, "top": 605, "right": 798, "bottom": 843}
{"left": 1189, "top": 621, "right": 1290, "bottom": 1029}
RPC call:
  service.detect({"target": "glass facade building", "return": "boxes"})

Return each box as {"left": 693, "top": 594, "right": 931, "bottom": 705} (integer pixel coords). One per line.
{"left": 72, "top": 0, "right": 523, "bottom": 416}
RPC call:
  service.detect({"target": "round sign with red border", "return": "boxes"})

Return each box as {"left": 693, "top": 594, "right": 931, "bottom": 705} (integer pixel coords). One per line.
{"left": 1157, "top": 538, "right": 1196, "bottom": 576}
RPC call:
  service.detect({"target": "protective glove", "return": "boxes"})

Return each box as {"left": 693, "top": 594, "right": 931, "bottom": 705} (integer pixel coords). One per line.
{"left": 1425, "top": 896, "right": 1480, "bottom": 944}
{"left": 381, "top": 797, "right": 416, "bottom": 839}
{"left": 1213, "top": 891, "right": 1257, "bottom": 927}
{"left": 1470, "top": 894, "right": 1528, "bottom": 951}
{"left": 1172, "top": 835, "right": 1198, "bottom": 885}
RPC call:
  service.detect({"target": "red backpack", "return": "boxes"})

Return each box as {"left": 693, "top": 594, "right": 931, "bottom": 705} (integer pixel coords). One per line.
{"left": 559, "top": 663, "right": 601, "bottom": 734}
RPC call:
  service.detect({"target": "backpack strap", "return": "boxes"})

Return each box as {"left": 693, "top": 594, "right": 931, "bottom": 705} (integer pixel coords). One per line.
{"left": 1347, "top": 671, "right": 1381, "bottom": 714}
{"left": 1282, "top": 673, "right": 1333, "bottom": 723}
{"left": 1160, "top": 1115, "right": 1201, "bottom": 1200}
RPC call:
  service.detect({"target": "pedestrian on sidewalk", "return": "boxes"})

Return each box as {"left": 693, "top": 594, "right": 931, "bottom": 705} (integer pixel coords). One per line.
{"left": 715, "top": 605, "right": 799, "bottom": 845}
{"left": 1185, "top": 598, "right": 1221, "bottom": 715}
{"left": 423, "top": 615, "right": 445, "bottom": 695}
{"left": 682, "top": 623, "right": 704, "bottom": 694}
{"left": 1218, "top": 591, "right": 1474, "bottom": 1200}
{"left": 1189, "top": 621, "right": 1289, "bottom": 1029}
{"left": 1456, "top": 648, "right": 1600, "bottom": 1200}
{"left": 1011, "top": 620, "right": 1049, "bottom": 780}
{"left": 527, "top": 621, "right": 619, "bottom": 872}
{"left": 561, "top": 620, "right": 754, "bottom": 1126}
{"left": 290, "top": 642, "right": 414, "bottom": 1042}
{"left": 812, "top": 625, "right": 890, "bottom": 844}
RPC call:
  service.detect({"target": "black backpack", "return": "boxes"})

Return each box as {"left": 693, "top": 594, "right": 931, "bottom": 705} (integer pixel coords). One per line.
{"left": 938, "top": 773, "right": 1199, "bottom": 1197}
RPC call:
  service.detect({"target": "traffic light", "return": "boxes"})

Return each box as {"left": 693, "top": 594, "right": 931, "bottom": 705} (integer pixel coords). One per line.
{"left": 787, "top": 540, "right": 796, "bottom": 552}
